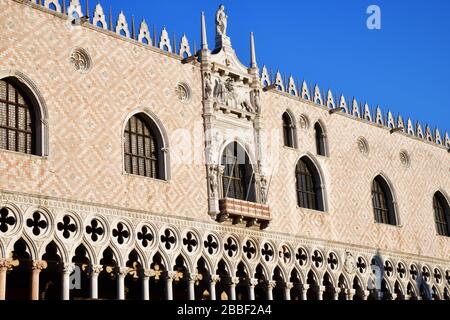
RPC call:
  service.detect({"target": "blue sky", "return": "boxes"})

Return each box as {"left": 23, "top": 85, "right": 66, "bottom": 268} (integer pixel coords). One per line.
{"left": 96, "top": 0, "right": 450, "bottom": 133}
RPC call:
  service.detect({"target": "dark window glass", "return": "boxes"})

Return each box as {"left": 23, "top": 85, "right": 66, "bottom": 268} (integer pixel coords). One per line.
{"left": 124, "top": 115, "right": 158, "bottom": 178}
{"left": 0, "top": 80, "right": 34, "bottom": 154}
{"left": 296, "top": 159, "right": 317, "bottom": 210}
{"left": 434, "top": 194, "right": 450, "bottom": 237}
{"left": 315, "top": 123, "right": 326, "bottom": 156}
{"left": 283, "top": 112, "right": 295, "bottom": 148}
{"left": 222, "top": 142, "right": 256, "bottom": 202}
{"left": 372, "top": 177, "right": 396, "bottom": 225}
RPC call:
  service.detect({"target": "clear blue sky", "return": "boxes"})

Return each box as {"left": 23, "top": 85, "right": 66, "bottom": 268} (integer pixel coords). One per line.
{"left": 97, "top": 0, "right": 450, "bottom": 134}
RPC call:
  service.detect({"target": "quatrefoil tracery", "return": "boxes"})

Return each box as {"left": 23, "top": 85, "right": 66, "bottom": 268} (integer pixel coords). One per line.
{"left": 112, "top": 222, "right": 130, "bottom": 245}
{"left": 26, "top": 212, "right": 48, "bottom": 236}
{"left": 243, "top": 240, "right": 256, "bottom": 260}
{"left": 0, "top": 208, "right": 16, "bottom": 234}
{"left": 57, "top": 215, "right": 77, "bottom": 239}
{"left": 183, "top": 232, "right": 198, "bottom": 253}
{"left": 204, "top": 235, "right": 219, "bottom": 255}
{"left": 137, "top": 226, "right": 154, "bottom": 248}
{"left": 161, "top": 229, "right": 176, "bottom": 250}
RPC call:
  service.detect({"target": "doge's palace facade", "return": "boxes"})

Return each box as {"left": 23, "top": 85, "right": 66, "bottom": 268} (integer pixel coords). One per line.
{"left": 0, "top": 0, "right": 449, "bottom": 301}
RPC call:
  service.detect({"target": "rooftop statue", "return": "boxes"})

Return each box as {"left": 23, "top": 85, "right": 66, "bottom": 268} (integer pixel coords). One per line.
{"left": 215, "top": 4, "right": 231, "bottom": 48}
{"left": 216, "top": 5, "right": 228, "bottom": 38}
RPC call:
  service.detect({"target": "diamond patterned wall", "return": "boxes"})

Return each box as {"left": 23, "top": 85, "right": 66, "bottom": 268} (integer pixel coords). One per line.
{"left": 0, "top": 0, "right": 449, "bottom": 263}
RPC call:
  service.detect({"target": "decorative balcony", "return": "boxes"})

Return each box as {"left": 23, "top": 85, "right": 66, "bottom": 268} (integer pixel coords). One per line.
{"left": 217, "top": 198, "right": 271, "bottom": 230}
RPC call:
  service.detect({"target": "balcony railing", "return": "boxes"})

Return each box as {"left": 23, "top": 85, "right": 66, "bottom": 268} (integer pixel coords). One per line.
{"left": 217, "top": 198, "right": 271, "bottom": 230}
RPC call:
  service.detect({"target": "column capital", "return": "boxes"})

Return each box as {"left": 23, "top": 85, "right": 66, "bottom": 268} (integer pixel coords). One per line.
{"left": 116, "top": 267, "right": 129, "bottom": 277}
{"left": 188, "top": 273, "right": 199, "bottom": 282}
{"left": 0, "top": 258, "right": 18, "bottom": 271}
{"left": 299, "top": 283, "right": 310, "bottom": 291}
{"left": 230, "top": 276, "right": 240, "bottom": 285}
{"left": 249, "top": 278, "right": 259, "bottom": 287}
{"left": 62, "top": 263, "right": 75, "bottom": 274}
{"left": 32, "top": 260, "right": 47, "bottom": 271}
{"left": 390, "top": 293, "right": 397, "bottom": 301}
{"left": 90, "top": 264, "right": 103, "bottom": 275}
{"left": 346, "top": 288, "right": 356, "bottom": 295}
{"left": 285, "top": 282, "right": 294, "bottom": 290}
{"left": 318, "top": 285, "right": 326, "bottom": 292}
{"left": 166, "top": 271, "right": 178, "bottom": 281}
{"left": 210, "top": 274, "right": 221, "bottom": 284}
{"left": 267, "top": 280, "right": 277, "bottom": 289}
{"left": 143, "top": 269, "right": 153, "bottom": 279}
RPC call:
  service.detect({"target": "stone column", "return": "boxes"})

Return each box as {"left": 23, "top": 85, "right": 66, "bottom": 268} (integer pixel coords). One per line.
{"left": 61, "top": 263, "right": 75, "bottom": 301}
{"left": 346, "top": 288, "right": 356, "bottom": 301}
{"left": 142, "top": 269, "right": 152, "bottom": 301}
{"left": 316, "top": 285, "right": 325, "bottom": 300}
{"left": 165, "top": 271, "right": 177, "bottom": 301}
{"left": 266, "top": 281, "right": 276, "bottom": 300}
{"left": 90, "top": 265, "right": 102, "bottom": 300}
{"left": 299, "top": 284, "right": 309, "bottom": 301}
{"left": 0, "top": 258, "right": 16, "bottom": 300}
{"left": 332, "top": 287, "right": 341, "bottom": 300}
{"left": 248, "top": 278, "right": 258, "bottom": 300}
{"left": 361, "top": 290, "right": 370, "bottom": 300}
{"left": 391, "top": 293, "right": 397, "bottom": 301}
{"left": 188, "top": 273, "right": 198, "bottom": 301}
{"left": 284, "top": 282, "right": 293, "bottom": 301}
{"left": 31, "top": 260, "right": 47, "bottom": 301}
{"left": 229, "top": 277, "right": 239, "bottom": 301}
{"left": 209, "top": 275, "right": 220, "bottom": 301}
{"left": 117, "top": 267, "right": 128, "bottom": 300}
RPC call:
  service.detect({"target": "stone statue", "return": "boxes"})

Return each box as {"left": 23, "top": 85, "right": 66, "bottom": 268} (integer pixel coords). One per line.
{"left": 344, "top": 250, "right": 356, "bottom": 274}
{"left": 214, "top": 78, "right": 227, "bottom": 103}
{"left": 252, "top": 89, "right": 261, "bottom": 113}
{"left": 260, "top": 176, "right": 268, "bottom": 204}
{"left": 209, "top": 166, "right": 218, "bottom": 196}
{"left": 224, "top": 78, "right": 236, "bottom": 108}
{"left": 204, "top": 72, "right": 212, "bottom": 100}
{"left": 216, "top": 5, "right": 228, "bottom": 38}
{"left": 208, "top": 145, "right": 217, "bottom": 165}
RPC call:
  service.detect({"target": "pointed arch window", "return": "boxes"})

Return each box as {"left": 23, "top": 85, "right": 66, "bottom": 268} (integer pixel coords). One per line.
{"left": 124, "top": 113, "right": 166, "bottom": 180}
{"left": 372, "top": 176, "right": 397, "bottom": 225}
{"left": 0, "top": 79, "right": 35, "bottom": 154}
{"left": 314, "top": 122, "right": 327, "bottom": 156}
{"left": 221, "top": 142, "right": 256, "bottom": 202}
{"left": 282, "top": 112, "right": 296, "bottom": 148}
{"left": 296, "top": 157, "right": 325, "bottom": 211}
{"left": 433, "top": 192, "right": 450, "bottom": 237}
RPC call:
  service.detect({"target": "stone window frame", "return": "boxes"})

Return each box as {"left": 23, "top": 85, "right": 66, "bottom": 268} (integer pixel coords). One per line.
{"left": 0, "top": 70, "right": 49, "bottom": 157}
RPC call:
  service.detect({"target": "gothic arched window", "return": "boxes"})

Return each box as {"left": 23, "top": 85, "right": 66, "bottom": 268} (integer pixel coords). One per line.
{"left": 0, "top": 79, "right": 35, "bottom": 155}
{"left": 282, "top": 112, "right": 296, "bottom": 148}
{"left": 372, "top": 176, "right": 397, "bottom": 225}
{"left": 296, "top": 157, "right": 325, "bottom": 211}
{"left": 433, "top": 192, "right": 450, "bottom": 237}
{"left": 314, "top": 122, "right": 327, "bottom": 156}
{"left": 124, "top": 114, "right": 165, "bottom": 180}
{"left": 221, "top": 142, "right": 256, "bottom": 202}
